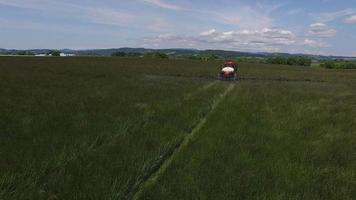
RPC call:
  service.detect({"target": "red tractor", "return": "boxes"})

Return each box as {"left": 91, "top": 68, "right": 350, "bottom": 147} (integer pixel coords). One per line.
{"left": 218, "top": 60, "right": 239, "bottom": 81}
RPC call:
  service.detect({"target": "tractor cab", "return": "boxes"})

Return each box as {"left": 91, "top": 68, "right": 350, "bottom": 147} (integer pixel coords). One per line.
{"left": 219, "top": 60, "right": 239, "bottom": 81}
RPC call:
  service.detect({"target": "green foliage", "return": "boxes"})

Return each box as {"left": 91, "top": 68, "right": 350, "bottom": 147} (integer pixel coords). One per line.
{"left": 16, "top": 51, "right": 35, "bottom": 56}
{"left": 320, "top": 61, "right": 337, "bottom": 69}
{"left": 111, "top": 51, "right": 126, "bottom": 57}
{"left": 186, "top": 54, "right": 202, "bottom": 60}
{"left": 205, "top": 54, "right": 221, "bottom": 60}
{"left": 343, "top": 62, "right": 356, "bottom": 69}
{"left": 111, "top": 51, "right": 142, "bottom": 57}
{"left": 144, "top": 52, "right": 169, "bottom": 59}
{"left": 236, "top": 57, "right": 265, "bottom": 63}
{"left": 320, "top": 60, "right": 356, "bottom": 69}
{"left": 127, "top": 52, "right": 143, "bottom": 57}
{"left": 266, "top": 56, "right": 312, "bottom": 66}
{"left": 47, "top": 50, "right": 61, "bottom": 56}
{"left": 182, "top": 54, "right": 222, "bottom": 61}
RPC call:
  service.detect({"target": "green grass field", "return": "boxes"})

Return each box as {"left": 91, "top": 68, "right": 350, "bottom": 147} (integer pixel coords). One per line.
{"left": 1, "top": 57, "right": 356, "bottom": 199}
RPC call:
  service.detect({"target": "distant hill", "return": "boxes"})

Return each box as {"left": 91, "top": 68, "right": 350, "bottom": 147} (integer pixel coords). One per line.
{"left": 0, "top": 48, "right": 355, "bottom": 60}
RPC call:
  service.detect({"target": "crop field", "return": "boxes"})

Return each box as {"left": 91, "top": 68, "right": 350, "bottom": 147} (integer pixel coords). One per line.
{"left": 1, "top": 57, "right": 356, "bottom": 199}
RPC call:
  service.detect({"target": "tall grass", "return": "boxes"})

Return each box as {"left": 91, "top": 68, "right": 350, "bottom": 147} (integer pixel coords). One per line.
{"left": 1, "top": 57, "right": 356, "bottom": 199}
{"left": 142, "top": 80, "right": 356, "bottom": 200}
{"left": 0, "top": 57, "right": 224, "bottom": 199}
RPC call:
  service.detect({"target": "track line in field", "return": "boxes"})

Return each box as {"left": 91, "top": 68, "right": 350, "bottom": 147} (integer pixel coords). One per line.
{"left": 131, "top": 83, "right": 235, "bottom": 200}
{"left": 240, "top": 77, "right": 326, "bottom": 83}
{"left": 184, "top": 80, "right": 219, "bottom": 100}
{"left": 144, "top": 74, "right": 327, "bottom": 83}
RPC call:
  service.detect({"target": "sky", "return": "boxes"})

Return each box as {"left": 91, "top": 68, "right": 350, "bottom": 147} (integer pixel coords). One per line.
{"left": 0, "top": 0, "right": 356, "bottom": 56}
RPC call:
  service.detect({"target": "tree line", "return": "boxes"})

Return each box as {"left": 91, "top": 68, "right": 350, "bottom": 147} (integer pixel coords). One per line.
{"left": 265, "top": 56, "right": 312, "bottom": 66}
{"left": 111, "top": 51, "right": 222, "bottom": 60}
{"left": 320, "top": 60, "right": 356, "bottom": 69}
{"left": 111, "top": 51, "right": 313, "bottom": 66}
{"left": 111, "top": 52, "right": 143, "bottom": 57}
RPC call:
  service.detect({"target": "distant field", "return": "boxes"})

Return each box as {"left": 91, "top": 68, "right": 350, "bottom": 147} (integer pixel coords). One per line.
{"left": 1, "top": 57, "right": 356, "bottom": 199}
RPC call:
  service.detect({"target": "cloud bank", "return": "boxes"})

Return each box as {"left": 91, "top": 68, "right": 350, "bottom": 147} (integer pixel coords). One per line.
{"left": 144, "top": 27, "right": 326, "bottom": 53}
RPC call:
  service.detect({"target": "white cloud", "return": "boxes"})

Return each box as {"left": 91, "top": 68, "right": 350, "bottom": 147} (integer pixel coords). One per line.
{"left": 83, "top": 8, "right": 134, "bottom": 26}
{"left": 212, "top": 6, "right": 273, "bottom": 29}
{"left": 0, "top": 0, "right": 90, "bottom": 12}
{"left": 313, "top": 8, "right": 356, "bottom": 22}
{"left": 164, "top": 2, "right": 279, "bottom": 30}
{"left": 308, "top": 23, "right": 336, "bottom": 38}
{"left": 141, "top": 0, "right": 182, "bottom": 10}
{"left": 0, "top": 0, "right": 39, "bottom": 9}
{"left": 0, "top": 0, "right": 135, "bottom": 27}
{"left": 345, "top": 15, "right": 356, "bottom": 24}
{"left": 256, "top": 2, "right": 285, "bottom": 13}
{"left": 199, "top": 28, "right": 297, "bottom": 47}
{"left": 143, "top": 25, "right": 335, "bottom": 54}
{"left": 0, "top": 18, "right": 118, "bottom": 37}
{"left": 303, "top": 39, "right": 328, "bottom": 48}
{"left": 200, "top": 29, "right": 218, "bottom": 36}
{"left": 144, "top": 28, "right": 299, "bottom": 52}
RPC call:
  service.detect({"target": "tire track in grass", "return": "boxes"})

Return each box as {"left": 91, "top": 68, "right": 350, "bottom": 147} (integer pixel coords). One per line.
{"left": 184, "top": 80, "right": 219, "bottom": 100}
{"left": 36, "top": 80, "right": 219, "bottom": 199}
{"left": 131, "top": 83, "right": 235, "bottom": 200}
{"left": 143, "top": 74, "right": 327, "bottom": 83}
{"left": 23, "top": 80, "right": 222, "bottom": 200}
{"left": 123, "top": 80, "right": 221, "bottom": 199}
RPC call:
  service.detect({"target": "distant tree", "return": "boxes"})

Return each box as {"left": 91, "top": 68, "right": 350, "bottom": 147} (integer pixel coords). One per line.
{"left": 342, "top": 61, "right": 356, "bottom": 69}
{"left": 207, "top": 54, "right": 220, "bottom": 60}
{"left": 334, "top": 59, "right": 344, "bottom": 62}
{"left": 144, "top": 52, "right": 168, "bottom": 59}
{"left": 199, "top": 54, "right": 221, "bottom": 61}
{"left": 287, "top": 57, "right": 297, "bottom": 65}
{"left": 48, "top": 50, "right": 61, "bottom": 56}
{"left": 297, "top": 57, "right": 312, "bottom": 66}
{"left": 127, "top": 52, "right": 142, "bottom": 57}
{"left": 111, "top": 52, "right": 127, "bottom": 57}
{"left": 320, "top": 61, "right": 337, "bottom": 69}
{"left": 236, "top": 57, "right": 265, "bottom": 63}
{"left": 186, "top": 54, "right": 202, "bottom": 60}
{"left": 266, "top": 56, "right": 311, "bottom": 66}
{"left": 321, "top": 61, "right": 356, "bottom": 69}
{"left": 17, "top": 51, "right": 27, "bottom": 56}
{"left": 156, "top": 52, "right": 168, "bottom": 59}
{"left": 144, "top": 52, "right": 153, "bottom": 58}
{"left": 17, "top": 51, "right": 35, "bottom": 56}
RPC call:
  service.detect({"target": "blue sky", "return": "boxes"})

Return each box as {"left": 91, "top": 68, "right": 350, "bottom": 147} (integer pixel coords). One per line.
{"left": 0, "top": 0, "right": 355, "bottom": 56}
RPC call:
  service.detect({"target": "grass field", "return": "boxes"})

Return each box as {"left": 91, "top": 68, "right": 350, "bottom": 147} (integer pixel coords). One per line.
{"left": 1, "top": 57, "right": 356, "bottom": 199}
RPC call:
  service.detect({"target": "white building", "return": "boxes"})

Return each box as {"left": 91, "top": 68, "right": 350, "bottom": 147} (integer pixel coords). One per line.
{"left": 60, "top": 53, "right": 75, "bottom": 57}
{"left": 35, "top": 53, "right": 76, "bottom": 57}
